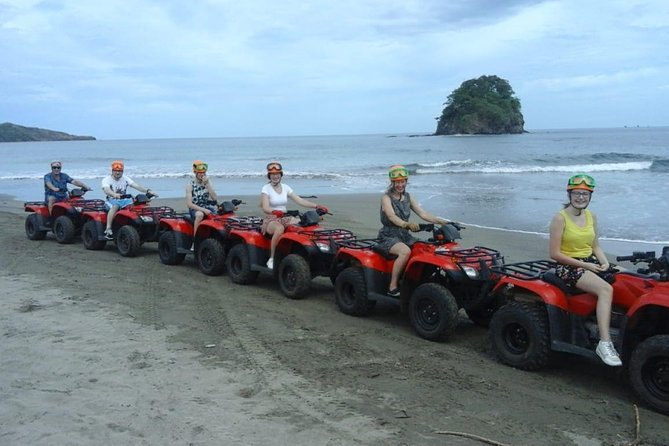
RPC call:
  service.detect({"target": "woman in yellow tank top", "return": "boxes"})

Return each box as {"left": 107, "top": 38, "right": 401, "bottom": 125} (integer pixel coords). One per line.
{"left": 548, "top": 174, "right": 621, "bottom": 366}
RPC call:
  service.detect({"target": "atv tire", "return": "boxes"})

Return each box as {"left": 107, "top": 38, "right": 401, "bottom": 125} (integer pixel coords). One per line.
{"left": 197, "top": 238, "right": 226, "bottom": 276}
{"left": 629, "top": 335, "right": 669, "bottom": 415}
{"left": 117, "top": 225, "right": 141, "bottom": 257}
{"left": 226, "top": 243, "right": 259, "bottom": 284}
{"left": 489, "top": 301, "right": 551, "bottom": 371}
{"left": 25, "top": 214, "right": 47, "bottom": 240}
{"left": 159, "top": 231, "right": 186, "bottom": 265}
{"left": 466, "top": 307, "right": 496, "bottom": 328}
{"left": 278, "top": 254, "right": 311, "bottom": 299}
{"left": 334, "top": 267, "right": 375, "bottom": 316}
{"left": 409, "top": 283, "right": 459, "bottom": 341}
{"left": 82, "top": 220, "right": 106, "bottom": 250}
{"left": 54, "top": 215, "right": 76, "bottom": 244}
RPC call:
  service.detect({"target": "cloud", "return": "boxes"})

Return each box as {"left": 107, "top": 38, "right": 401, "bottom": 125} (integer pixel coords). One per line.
{"left": 1, "top": 0, "right": 668, "bottom": 137}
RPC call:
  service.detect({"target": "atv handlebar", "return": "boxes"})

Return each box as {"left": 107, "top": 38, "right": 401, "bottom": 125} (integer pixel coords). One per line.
{"left": 418, "top": 223, "right": 434, "bottom": 232}
{"left": 616, "top": 251, "right": 656, "bottom": 263}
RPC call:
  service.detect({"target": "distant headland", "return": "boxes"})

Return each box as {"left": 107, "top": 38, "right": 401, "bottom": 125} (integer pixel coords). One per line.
{"left": 0, "top": 122, "right": 96, "bottom": 142}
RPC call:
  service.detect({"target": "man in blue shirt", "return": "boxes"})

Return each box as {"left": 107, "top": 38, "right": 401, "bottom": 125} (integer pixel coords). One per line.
{"left": 44, "top": 160, "right": 90, "bottom": 215}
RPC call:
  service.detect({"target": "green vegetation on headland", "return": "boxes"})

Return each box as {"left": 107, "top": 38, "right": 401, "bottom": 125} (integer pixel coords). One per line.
{"left": 0, "top": 122, "right": 95, "bottom": 142}
{"left": 435, "top": 75, "right": 525, "bottom": 135}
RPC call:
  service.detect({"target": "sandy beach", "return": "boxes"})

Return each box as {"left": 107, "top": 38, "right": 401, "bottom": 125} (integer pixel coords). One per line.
{"left": 1, "top": 193, "right": 667, "bottom": 446}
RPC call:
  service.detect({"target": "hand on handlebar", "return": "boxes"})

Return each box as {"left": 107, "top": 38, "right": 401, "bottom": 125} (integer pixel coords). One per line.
{"left": 315, "top": 205, "right": 329, "bottom": 215}
{"left": 405, "top": 222, "right": 420, "bottom": 232}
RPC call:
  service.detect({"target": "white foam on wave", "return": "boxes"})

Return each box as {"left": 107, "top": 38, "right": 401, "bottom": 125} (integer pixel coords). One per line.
{"left": 416, "top": 161, "right": 652, "bottom": 175}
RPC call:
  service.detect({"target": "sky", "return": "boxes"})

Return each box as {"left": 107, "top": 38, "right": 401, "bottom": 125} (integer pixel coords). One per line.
{"left": 1, "top": 0, "right": 668, "bottom": 139}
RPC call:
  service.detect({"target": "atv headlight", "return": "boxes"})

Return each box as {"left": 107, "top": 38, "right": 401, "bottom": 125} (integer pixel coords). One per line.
{"left": 140, "top": 216, "right": 154, "bottom": 223}
{"left": 462, "top": 265, "right": 478, "bottom": 279}
{"left": 315, "top": 241, "right": 331, "bottom": 253}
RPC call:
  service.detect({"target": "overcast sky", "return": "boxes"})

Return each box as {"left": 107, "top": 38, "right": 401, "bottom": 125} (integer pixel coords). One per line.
{"left": 1, "top": 0, "right": 668, "bottom": 139}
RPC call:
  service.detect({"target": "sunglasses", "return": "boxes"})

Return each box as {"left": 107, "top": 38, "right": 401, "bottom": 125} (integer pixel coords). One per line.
{"left": 51, "top": 166, "right": 62, "bottom": 169}
{"left": 267, "top": 162, "right": 282, "bottom": 171}
{"left": 568, "top": 174, "right": 596, "bottom": 187}
{"left": 193, "top": 162, "right": 208, "bottom": 171}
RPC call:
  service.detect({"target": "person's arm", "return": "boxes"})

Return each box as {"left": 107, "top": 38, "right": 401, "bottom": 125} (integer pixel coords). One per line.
{"left": 130, "top": 181, "right": 158, "bottom": 197}
{"left": 201, "top": 175, "right": 218, "bottom": 202}
{"left": 409, "top": 196, "right": 448, "bottom": 225}
{"left": 44, "top": 175, "right": 60, "bottom": 192}
{"left": 591, "top": 213, "right": 609, "bottom": 270}
{"left": 71, "top": 179, "right": 90, "bottom": 190}
{"left": 381, "top": 195, "right": 411, "bottom": 228}
{"left": 260, "top": 192, "right": 274, "bottom": 214}
{"left": 287, "top": 191, "right": 318, "bottom": 209}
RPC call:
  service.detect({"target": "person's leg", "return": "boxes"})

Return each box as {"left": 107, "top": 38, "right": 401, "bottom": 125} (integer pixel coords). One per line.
{"left": 193, "top": 211, "right": 204, "bottom": 235}
{"left": 388, "top": 242, "right": 411, "bottom": 293}
{"left": 263, "top": 220, "right": 285, "bottom": 268}
{"left": 575, "top": 271, "right": 620, "bottom": 365}
{"left": 47, "top": 196, "right": 56, "bottom": 215}
{"left": 575, "top": 271, "right": 614, "bottom": 340}
{"left": 105, "top": 205, "right": 119, "bottom": 232}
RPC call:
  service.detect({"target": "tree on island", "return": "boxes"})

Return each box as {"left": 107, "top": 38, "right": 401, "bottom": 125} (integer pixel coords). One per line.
{"left": 435, "top": 75, "right": 524, "bottom": 135}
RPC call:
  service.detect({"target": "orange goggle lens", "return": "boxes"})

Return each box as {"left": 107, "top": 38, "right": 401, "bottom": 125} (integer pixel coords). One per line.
{"left": 267, "top": 162, "right": 282, "bottom": 172}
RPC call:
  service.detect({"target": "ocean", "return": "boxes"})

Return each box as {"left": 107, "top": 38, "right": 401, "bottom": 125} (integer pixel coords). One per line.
{"left": 2, "top": 127, "right": 668, "bottom": 255}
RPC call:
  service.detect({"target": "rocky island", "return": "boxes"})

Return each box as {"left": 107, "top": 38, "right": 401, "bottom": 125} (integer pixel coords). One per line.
{"left": 435, "top": 75, "right": 525, "bottom": 135}
{"left": 0, "top": 122, "right": 95, "bottom": 142}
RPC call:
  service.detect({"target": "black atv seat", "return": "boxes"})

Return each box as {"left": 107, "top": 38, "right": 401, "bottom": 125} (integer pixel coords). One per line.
{"left": 541, "top": 269, "right": 581, "bottom": 296}
{"left": 372, "top": 243, "right": 398, "bottom": 260}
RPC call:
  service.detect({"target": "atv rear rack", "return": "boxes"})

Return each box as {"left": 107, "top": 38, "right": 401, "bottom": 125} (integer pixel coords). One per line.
{"left": 436, "top": 246, "right": 502, "bottom": 266}
{"left": 298, "top": 228, "right": 356, "bottom": 243}
{"left": 335, "top": 238, "right": 381, "bottom": 250}
{"left": 74, "top": 199, "right": 107, "bottom": 212}
{"left": 136, "top": 206, "right": 176, "bottom": 218}
{"left": 490, "top": 260, "right": 556, "bottom": 280}
{"left": 225, "top": 216, "right": 263, "bottom": 231}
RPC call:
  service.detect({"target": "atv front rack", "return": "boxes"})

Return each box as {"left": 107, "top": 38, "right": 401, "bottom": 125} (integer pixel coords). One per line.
{"left": 490, "top": 260, "right": 556, "bottom": 280}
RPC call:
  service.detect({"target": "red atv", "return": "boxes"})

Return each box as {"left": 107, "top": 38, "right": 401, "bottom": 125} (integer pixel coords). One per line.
{"left": 331, "top": 223, "right": 503, "bottom": 341}
{"left": 224, "top": 208, "right": 334, "bottom": 296}
{"left": 109, "top": 193, "right": 175, "bottom": 257}
{"left": 157, "top": 199, "right": 243, "bottom": 271}
{"left": 24, "top": 188, "right": 105, "bottom": 244}
{"left": 488, "top": 247, "right": 669, "bottom": 415}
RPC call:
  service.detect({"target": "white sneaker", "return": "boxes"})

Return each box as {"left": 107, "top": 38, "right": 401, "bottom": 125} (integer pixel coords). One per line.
{"left": 266, "top": 258, "right": 274, "bottom": 269}
{"left": 104, "top": 228, "right": 113, "bottom": 240}
{"left": 596, "top": 340, "right": 622, "bottom": 366}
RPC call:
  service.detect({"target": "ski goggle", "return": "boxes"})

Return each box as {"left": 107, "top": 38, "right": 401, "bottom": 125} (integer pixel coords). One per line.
{"left": 111, "top": 161, "right": 124, "bottom": 171}
{"left": 267, "top": 162, "right": 283, "bottom": 173}
{"left": 389, "top": 165, "right": 409, "bottom": 181}
{"left": 193, "top": 162, "right": 208, "bottom": 172}
{"left": 568, "top": 174, "right": 596, "bottom": 187}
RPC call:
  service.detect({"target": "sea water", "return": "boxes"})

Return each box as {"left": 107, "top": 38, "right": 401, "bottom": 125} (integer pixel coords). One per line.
{"left": 1, "top": 127, "right": 667, "bottom": 254}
